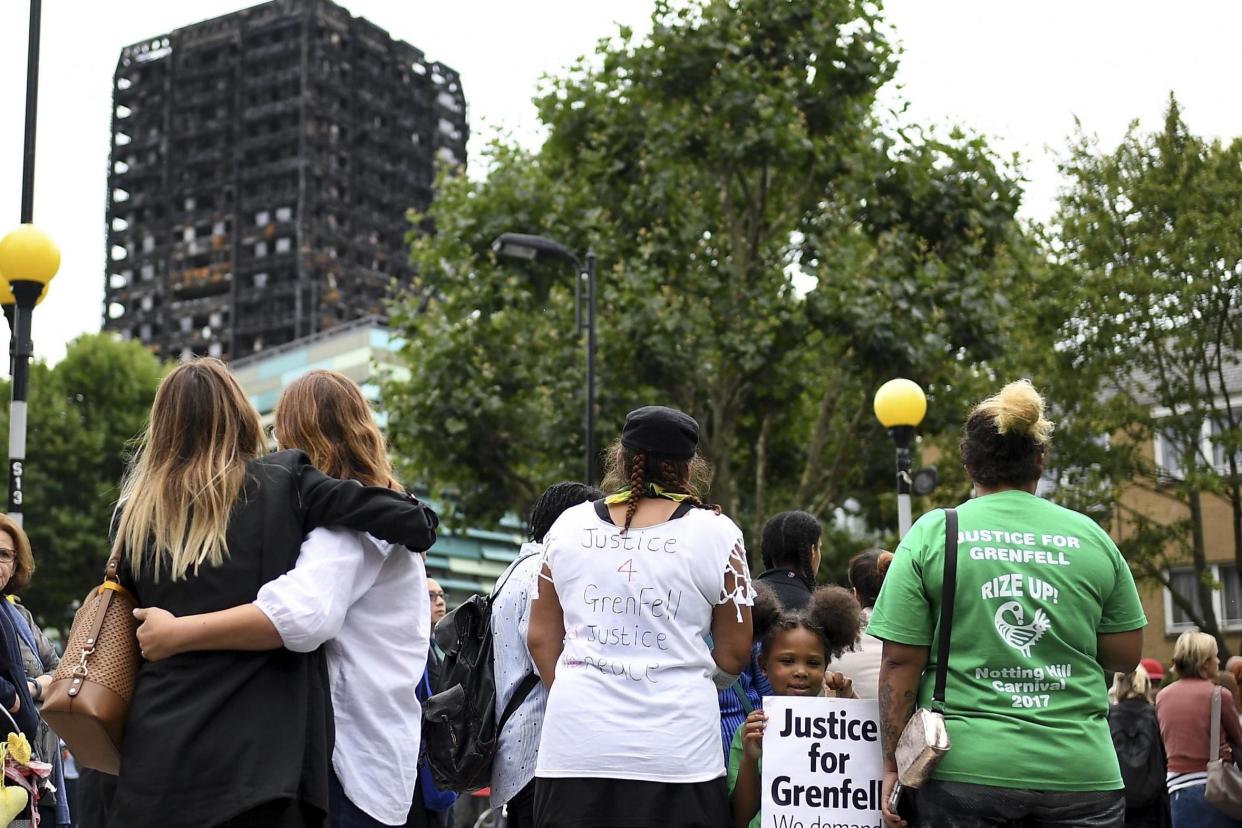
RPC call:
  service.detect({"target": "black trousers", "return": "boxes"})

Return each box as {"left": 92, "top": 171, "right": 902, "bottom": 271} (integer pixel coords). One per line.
{"left": 915, "top": 780, "right": 1125, "bottom": 828}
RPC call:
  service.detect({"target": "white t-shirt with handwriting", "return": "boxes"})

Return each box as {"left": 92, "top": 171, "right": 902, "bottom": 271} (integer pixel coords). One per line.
{"left": 535, "top": 501, "right": 752, "bottom": 783}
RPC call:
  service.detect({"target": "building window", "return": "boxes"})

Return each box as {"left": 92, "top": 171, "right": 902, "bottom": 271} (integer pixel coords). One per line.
{"left": 213, "top": 220, "right": 227, "bottom": 236}
{"left": 183, "top": 227, "right": 195, "bottom": 242}
{"left": 275, "top": 237, "right": 291, "bottom": 254}
{"left": 255, "top": 210, "right": 270, "bottom": 226}
{"left": 275, "top": 206, "right": 292, "bottom": 222}
{"left": 1212, "top": 418, "right": 1241, "bottom": 471}
{"left": 1166, "top": 564, "right": 1242, "bottom": 633}
{"left": 253, "top": 272, "right": 269, "bottom": 288}
{"left": 142, "top": 235, "right": 156, "bottom": 253}
{"left": 255, "top": 241, "right": 268, "bottom": 257}
{"left": 141, "top": 264, "right": 155, "bottom": 281}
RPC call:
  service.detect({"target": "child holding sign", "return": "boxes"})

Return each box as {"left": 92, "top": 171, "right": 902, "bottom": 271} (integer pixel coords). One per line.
{"left": 729, "top": 585, "right": 861, "bottom": 828}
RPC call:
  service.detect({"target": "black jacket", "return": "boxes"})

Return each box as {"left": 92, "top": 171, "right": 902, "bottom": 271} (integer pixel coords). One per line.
{"left": 110, "top": 451, "right": 438, "bottom": 828}
{"left": 756, "top": 568, "right": 813, "bottom": 612}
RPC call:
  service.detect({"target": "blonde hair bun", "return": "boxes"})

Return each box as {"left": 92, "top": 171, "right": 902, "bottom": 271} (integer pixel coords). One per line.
{"left": 974, "top": 379, "right": 1054, "bottom": 446}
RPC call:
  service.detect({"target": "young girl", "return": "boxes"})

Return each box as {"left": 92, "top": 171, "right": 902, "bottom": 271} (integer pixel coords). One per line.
{"left": 728, "top": 584, "right": 861, "bottom": 828}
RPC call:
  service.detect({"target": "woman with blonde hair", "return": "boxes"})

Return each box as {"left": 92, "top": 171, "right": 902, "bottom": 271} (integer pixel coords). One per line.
{"left": 133, "top": 369, "right": 433, "bottom": 827}
{"left": 1109, "top": 665, "right": 1171, "bottom": 827}
{"left": 106, "top": 360, "right": 438, "bottom": 828}
{"left": 871, "top": 379, "right": 1147, "bottom": 827}
{"left": 1156, "top": 631, "right": 1242, "bottom": 826}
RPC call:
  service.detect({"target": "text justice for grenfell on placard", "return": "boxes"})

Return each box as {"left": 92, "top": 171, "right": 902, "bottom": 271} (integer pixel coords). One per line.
{"left": 762, "top": 697, "right": 885, "bottom": 828}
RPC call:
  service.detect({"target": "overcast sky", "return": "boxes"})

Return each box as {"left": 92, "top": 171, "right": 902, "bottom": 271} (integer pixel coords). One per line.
{"left": 0, "top": 0, "right": 1240, "bottom": 363}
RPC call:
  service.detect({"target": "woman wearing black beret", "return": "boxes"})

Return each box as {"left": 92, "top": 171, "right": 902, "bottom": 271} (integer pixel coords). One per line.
{"left": 527, "top": 405, "right": 755, "bottom": 827}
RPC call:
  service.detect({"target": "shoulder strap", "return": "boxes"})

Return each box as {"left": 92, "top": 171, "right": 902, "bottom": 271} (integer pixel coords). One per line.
{"left": 1212, "top": 685, "right": 1223, "bottom": 758}
{"left": 491, "top": 548, "right": 542, "bottom": 599}
{"left": 731, "top": 681, "right": 754, "bottom": 715}
{"left": 498, "top": 672, "right": 541, "bottom": 731}
{"left": 933, "top": 507, "right": 958, "bottom": 707}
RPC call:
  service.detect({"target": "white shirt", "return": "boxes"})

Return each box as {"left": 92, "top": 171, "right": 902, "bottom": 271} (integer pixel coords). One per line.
{"left": 830, "top": 607, "right": 882, "bottom": 698}
{"left": 489, "top": 545, "right": 547, "bottom": 805}
{"left": 254, "top": 527, "right": 430, "bottom": 826}
{"left": 535, "top": 502, "right": 753, "bottom": 783}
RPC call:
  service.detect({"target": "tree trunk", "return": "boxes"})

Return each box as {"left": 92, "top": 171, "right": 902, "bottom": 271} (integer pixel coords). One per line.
{"left": 1190, "top": 488, "right": 1232, "bottom": 660}
{"left": 751, "top": 414, "right": 771, "bottom": 567}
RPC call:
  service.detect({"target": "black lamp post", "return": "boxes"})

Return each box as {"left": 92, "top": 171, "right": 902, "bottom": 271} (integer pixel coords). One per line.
{"left": 492, "top": 233, "right": 597, "bottom": 486}
{"left": 0, "top": 0, "right": 59, "bottom": 526}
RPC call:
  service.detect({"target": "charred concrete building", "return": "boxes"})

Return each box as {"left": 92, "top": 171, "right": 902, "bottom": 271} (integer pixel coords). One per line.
{"left": 103, "top": 0, "right": 466, "bottom": 360}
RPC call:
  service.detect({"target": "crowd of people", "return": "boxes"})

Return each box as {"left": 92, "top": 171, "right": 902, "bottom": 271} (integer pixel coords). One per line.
{"left": 4, "top": 362, "right": 1238, "bottom": 828}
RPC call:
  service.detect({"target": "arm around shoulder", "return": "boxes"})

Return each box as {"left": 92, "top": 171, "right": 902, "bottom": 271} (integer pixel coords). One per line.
{"left": 289, "top": 452, "right": 438, "bottom": 551}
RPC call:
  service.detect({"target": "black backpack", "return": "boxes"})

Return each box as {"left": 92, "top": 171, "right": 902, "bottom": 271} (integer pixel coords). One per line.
{"left": 1108, "top": 701, "right": 1166, "bottom": 808}
{"left": 422, "top": 554, "right": 541, "bottom": 792}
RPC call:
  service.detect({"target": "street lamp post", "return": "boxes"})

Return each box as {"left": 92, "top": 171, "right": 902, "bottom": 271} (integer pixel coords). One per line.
{"left": 492, "top": 233, "right": 597, "bottom": 486}
{"left": 873, "top": 378, "right": 928, "bottom": 539}
{"left": 0, "top": 227, "right": 59, "bottom": 526}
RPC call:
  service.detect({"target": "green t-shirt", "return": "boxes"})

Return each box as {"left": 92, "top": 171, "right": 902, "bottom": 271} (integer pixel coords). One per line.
{"left": 868, "top": 490, "right": 1147, "bottom": 792}
{"left": 727, "top": 723, "right": 762, "bottom": 828}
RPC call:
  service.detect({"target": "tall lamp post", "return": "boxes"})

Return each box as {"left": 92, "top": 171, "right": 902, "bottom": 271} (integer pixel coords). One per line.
{"left": 492, "top": 232, "right": 597, "bottom": 486}
{"left": 0, "top": 227, "right": 59, "bottom": 526}
{"left": 873, "top": 378, "right": 927, "bottom": 539}
{"left": 2, "top": 0, "right": 56, "bottom": 527}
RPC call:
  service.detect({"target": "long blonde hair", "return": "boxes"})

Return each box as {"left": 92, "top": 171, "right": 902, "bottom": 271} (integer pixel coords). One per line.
{"left": 273, "top": 370, "right": 399, "bottom": 489}
{"left": 113, "top": 358, "right": 265, "bottom": 580}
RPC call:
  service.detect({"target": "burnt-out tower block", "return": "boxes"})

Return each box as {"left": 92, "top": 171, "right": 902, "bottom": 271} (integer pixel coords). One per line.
{"left": 104, "top": 0, "right": 466, "bottom": 360}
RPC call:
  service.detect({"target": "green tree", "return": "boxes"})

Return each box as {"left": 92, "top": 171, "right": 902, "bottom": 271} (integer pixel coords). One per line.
{"left": 386, "top": 0, "right": 1031, "bottom": 554}
{"left": 0, "top": 334, "right": 164, "bottom": 630}
{"left": 1044, "top": 97, "right": 1242, "bottom": 656}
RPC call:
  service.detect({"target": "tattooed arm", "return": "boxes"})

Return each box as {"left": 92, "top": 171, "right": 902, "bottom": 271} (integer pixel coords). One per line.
{"left": 877, "top": 639, "right": 929, "bottom": 827}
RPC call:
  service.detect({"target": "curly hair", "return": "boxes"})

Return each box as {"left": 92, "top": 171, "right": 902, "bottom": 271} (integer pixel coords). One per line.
{"left": 600, "top": 440, "right": 717, "bottom": 534}
{"left": 755, "top": 583, "right": 862, "bottom": 664}
{"left": 760, "top": 511, "right": 821, "bottom": 591}
{"left": 960, "top": 379, "right": 1054, "bottom": 488}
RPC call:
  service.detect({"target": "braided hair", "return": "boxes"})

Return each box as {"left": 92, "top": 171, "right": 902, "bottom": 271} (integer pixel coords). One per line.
{"left": 760, "top": 511, "right": 821, "bottom": 591}
{"left": 602, "top": 440, "right": 718, "bottom": 535}
{"left": 754, "top": 581, "right": 861, "bottom": 664}
{"left": 528, "top": 481, "right": 606, "bottom": 543}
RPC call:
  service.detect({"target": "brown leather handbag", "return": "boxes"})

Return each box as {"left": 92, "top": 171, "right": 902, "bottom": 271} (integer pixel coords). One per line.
{"left": 40, "top": 548, "right": 140, "bottom": 775}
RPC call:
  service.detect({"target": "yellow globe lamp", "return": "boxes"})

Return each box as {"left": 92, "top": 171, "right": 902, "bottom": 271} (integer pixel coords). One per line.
{"left": 0, "top": 225, "right": 60, "bottom": 297}
{"left": 874, "top": 378, "right": 928, "bottom": 540}
{"left": 873, "top": 378, "right": 927, "bottom": 429}
{"left": 0, "top": 276, "right": 48, "bottom": 308}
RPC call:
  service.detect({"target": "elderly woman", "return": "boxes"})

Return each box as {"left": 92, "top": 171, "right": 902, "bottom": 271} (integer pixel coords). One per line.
{"left": 0, "top": 514, "right": 70, "bottom": 826}
{"left": 1156, "top": 631, "right": 1242, "bottom": 827}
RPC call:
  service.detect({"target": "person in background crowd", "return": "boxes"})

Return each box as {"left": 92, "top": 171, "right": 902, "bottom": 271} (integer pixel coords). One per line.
{"left": 1109, "top": 667, "right": 1171, "bottom": 828}
{"left": 108, "top": 358, "right": 439, "bottom": 828}
{"left": 490, "top": 482, "right": 603, "bottom": 828}
{"left": 1156, "top": 631, "right": 1242, "bottom": 827}
{"left": 754, "top": 511, "right": 821, "bottom": 612}
{"left": 716, "top": 511, "right": 822, "bottom": 763}
{"left": 1219, "top": 670, "right": 1242, "bottom": 712}
{"left": 0, "top": 514, "right": 69, "bottom": 826}
{"left": 728, "top": 584, "right": 862, "bottom": 828}
{"left": 528, "top": 405, "right": 754, "bottom": 828}
{"left": 872, "top": 379, "right": 1146, "bottom": 827}
{"left": 1143, "top": 658, "right": 1167, "bottom": 701}
{"left": 831, "top": 548, "right": 894, "bottom": 699}
{"left": 429, "top": 578, "right": 448, "bottom": 629}
{"left": 410, "top": 576, "right": 457, "bottom": 828}
{"left": 131, "top": 369, "right": 432, "bottom": 828}
{"left": 1228, "top": 657, "right": 1242, "bottom": 689}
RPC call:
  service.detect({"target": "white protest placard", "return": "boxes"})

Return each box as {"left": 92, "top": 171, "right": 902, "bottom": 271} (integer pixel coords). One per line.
{"left": 761, "top": 696, "right": 884, "bottom": 828}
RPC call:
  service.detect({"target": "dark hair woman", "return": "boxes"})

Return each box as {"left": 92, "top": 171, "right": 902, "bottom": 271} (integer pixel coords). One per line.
{"left": 527, "top": 406, "right": 754, "bottom": 828}
{"left": 830, "top": 548, "right": 894, "bottom": 699}
{"left": 755, "top": 511, "right": 821, "bottom": 612}
{"left": 106, "top": 359, "right": 439, "bottom": 828}
{"left": 870, "top": 379, "right": 1147, "bottom": 827}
